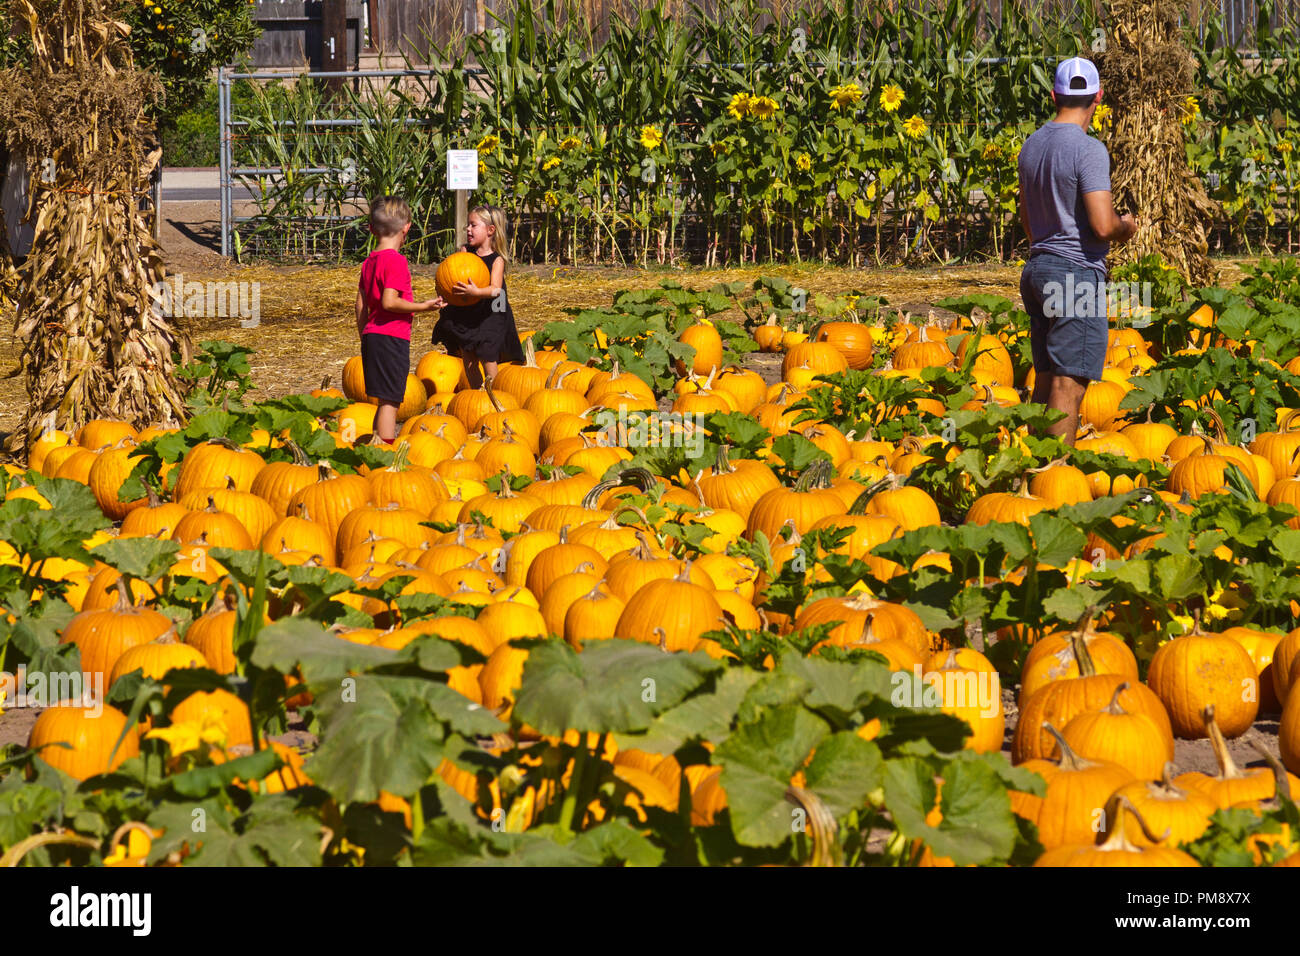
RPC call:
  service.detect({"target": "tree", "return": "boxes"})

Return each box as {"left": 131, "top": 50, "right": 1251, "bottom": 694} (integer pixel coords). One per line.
{"left": 120, "top": 0, "right": 261, "bottom": 133}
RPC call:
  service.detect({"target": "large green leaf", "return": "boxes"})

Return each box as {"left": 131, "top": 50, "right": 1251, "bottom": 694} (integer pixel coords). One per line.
{"left": 511, "top": 638, "right": 724, "bottom": 736}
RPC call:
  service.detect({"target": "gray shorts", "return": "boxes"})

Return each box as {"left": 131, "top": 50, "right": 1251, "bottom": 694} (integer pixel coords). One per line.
{"left": 1020, "top": 252, "right": 1108, "bottom": 382}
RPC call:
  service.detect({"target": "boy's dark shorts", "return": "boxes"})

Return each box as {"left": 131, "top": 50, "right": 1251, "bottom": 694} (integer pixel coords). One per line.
{"left": 1020, "top": 252, "right": 1109, "bottom": 382}
{"left": 360, "top": 332, "right": 409, "bottom": 403}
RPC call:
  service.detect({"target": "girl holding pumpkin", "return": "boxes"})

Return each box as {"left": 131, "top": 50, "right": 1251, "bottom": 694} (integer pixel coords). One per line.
{"left": 430, "top": 204, "right": 526, "bottom": 388}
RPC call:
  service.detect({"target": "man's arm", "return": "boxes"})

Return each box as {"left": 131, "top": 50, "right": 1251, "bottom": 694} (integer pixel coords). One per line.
{"left": 1083, "top": 190, "right": 1137, "bottom": 243}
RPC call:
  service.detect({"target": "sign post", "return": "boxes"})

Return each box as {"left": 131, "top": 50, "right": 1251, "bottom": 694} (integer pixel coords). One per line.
{"left": 446, "top": 149, "right": 478, "bottom": 253}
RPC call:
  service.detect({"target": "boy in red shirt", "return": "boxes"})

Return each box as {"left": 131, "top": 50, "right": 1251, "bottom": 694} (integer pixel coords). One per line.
{"left": 355, "top": 197, "right": 441, "bottom": 443}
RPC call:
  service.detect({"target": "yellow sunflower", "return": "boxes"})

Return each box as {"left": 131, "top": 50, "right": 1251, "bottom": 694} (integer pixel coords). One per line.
{"left": 559, "top": 136, "right": 582, "bottom": 151}
{"left": 902, "top": 115, "right": 927, "bottom": 139}
{"left": 879, "top": 84, "right": 904, "bottom": 113}
{"left": 640, "top": 125, "right": 663, "bottom": 149}
{"left": 1280, "top": 140, "right": 1295, "bottom": 155}
{"left": 542, "top": 157, "right": 561, "bottom": 171}
{"left": 544, "top": 191, "right": 560, "bottom": 206}
{"left": 749, "top": 96, "right": 779, "bottom": 120}
{"left": 476, "top": 133, "right": 500, "bottom": 154}
{"left": 982, "top": 142, "right": 1003, "bottom": 161}
{"left": 727, "top": 92, "right": 752, "bottom": 119}
{"left": 829, "top": 82, "right": 864, "bottom": 111}
{"left": 1180, "top": 95, "right": 1201, "bottom": 126}
{"left": 1091, "top": 103, "right": 1112, "bottom": 132}
{"left": 795, "top": 152, "right": 811, "bottom": 171}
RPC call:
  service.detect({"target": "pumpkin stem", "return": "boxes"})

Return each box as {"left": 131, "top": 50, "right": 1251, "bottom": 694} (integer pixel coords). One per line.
{"left": 1070, "top": 614, "right": 1098, "bottom": 678}
{"left": 653, "top": 626, "right": 668, "bottom": 652}
{"left": 1044, "top": 722, "right": 1092, "bottom": 772}
{"left": 1096, "top": 793, "right": 1172, "bottom": 851}
{"left": 712, "top": 443, "right": 735, "bottom": 476}
{"left": 0, "top": 831, "right": 101, "bottom": 867}
{"left": 1201, "top": 705, "right": 1245, "bottom": 780}
{"left": 484, "top": 377, "right": 503, "bottom": 413}
{"left": 1248, "top": 740, "right": 1293, "bottom": 805}
{"left": 112, "top": 575, "right": 133, "bottom": 612}
{"left": 1104, "top": 681, "right": 1130, "bottom": 716}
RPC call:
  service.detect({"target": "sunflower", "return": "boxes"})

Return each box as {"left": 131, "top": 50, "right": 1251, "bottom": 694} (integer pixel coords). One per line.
{"left": 476, "top": 133, "right": 500, "bottom": 154}
{"left": 981, "top": 142, "right": 1003, "bottom": 161}
{"left": 559, "top": 136, "right": 582, "bottom": 151}
{"left": 1280, "top": 140, "right": 1295, "bottom": 155}
{"left": 749, "top": 96, "right": 779, "bottom": 120}
{"left": 727, "top": 92, "right": 752, "bottom": 119}
{"left": 542, "top": 157, "right": 561, "bottom": 171}
{"left": 1180, "top": 95, "right": 1201, "bottom": 126}
{"left": 544, "top": 191, "right": 560, "bottom": 207}
{"left": 640, "top": 125, "right": 663, "bottom": 149}
{"left": 795, "top": 152, "right": 811, "bottom": 171}
{"left": 902, "top": 115, "right": 927, "bottom": 139}
{"left": 829, "top": 82, "right": 863, "bottom": 111}
{"left": 879, "top": 84, "right": 904, "bottom": 113}
{"left": 1091, "top": 103, "right": 1112, "bottom": 132}
{"left": 709, "top": 141, "right": 729, "bottom": 156}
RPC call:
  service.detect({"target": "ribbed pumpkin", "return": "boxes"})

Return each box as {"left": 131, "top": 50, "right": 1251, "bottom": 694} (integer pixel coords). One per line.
{"left": 695, "top": 445, "right": 780, "bottom": 522}
{"left": 260, "top": 502, "right": 337, "bottom": 565}
{"left": 77, "top": 418, "right": 137, "bottom": 450}
{"left": 1078, "top": 379, "right": 1128, "bottom": 431}
{"left": 1057, "top": 682, "right": 1171, "bottom": 780}
{"left": 171, "top": 688, "right": 254, "bottom": 749}
{"left": 1274, "top": 626, "right": 1300, "bottom": 705}
{"left": 1010, "top": 725, "right": 1137, "bottom": 849}
{"left": 415, "top": 350, "right": 465, "bottom": 396}
{"left": 924, "top": 650, "right": 1004, "bottom": 753}
{"left": 1176, "top": 706, "right": 1300, "bottom": 808}
{"left": 755, "top": 315, "right": 784, "bottom": 352}
{"left": 179, "top": 478, "right": 277, "bottom": 545}
{"left": 286, "top": 465, "right": 372, "bottom": 546}
{"left": 87, "top": 441, "right": 146, "bottom": 521}
{"left": 1251, "top": 410, "right": 1300, "bottom": 479}
{"left": 1019, "top": 625, "right": 1139, "bottom": 708}
{"left": 1013, "top": 631, "right": 1173, "bottom": 764}
{"left": 28, "top": 703, "right": 139, "bottom": 781}
{"left": 59, "top": 582, "right": 174, "bottom": 681}
{"left": 1032, "top": 794, "right": 1199, "bottom": 867}
{"left": 965, "top": 482, "right": 1048, "bottom": 526}
{"left": 955, "top": 329, "right": 1014, "bottom": 385}
{"left": 782, "top": 340, "right": 849, "bottom": 385}
{"left": 436, "top": 250, "right": 491, "bottom": 306}
{"left": 677, "top": 320, "right": 724, "bottom": 377}
{"left": 615, "top": 566, "right": 727, "bottom": 654}
{"left": 173, "top": 438, "right": 265, "bottom": 499}
{"left": 492, "top": 338, "right": 549, "bottom": 405}
{"left": 1028, "top": 461, "right": 1093, "bottom": 507}
{"left": 537, "top": 570, "right": 605, "bottom": 637}
{"left": 27, "top": 426, "right": 71, "bottom": 473}
{"left": 1112, "top": 765, "right": 1218, "bottom": 848}
{"left": 1147, "top": 618, "right": 1259, "bottom": 739}
{"left": 368, "top": 442, "right": 445, "bottom": 515}
{"left": 563, "top": 585, "right": 626, "bottom": 651}
{"left": 525, "top": 535, "right": 608, "bottom": 597}
{"left": 1121, "top": 409, "right": 1179, "bottom": 461}
{"left": 1220, "top": 626, "right": 1284, "bottom": 714}
{"left": 892, "top": 323, "right": 953, "bottom": 371}
{"left": 477, "top": 601, "right": 550, "bottom": 651}
{"left": 337, "top": 502, "right": 434, "bottom": 556}
{"left": 792, "top": 593, "right": 929, "bottom": 659}
{"left": 858, "top": 472, "right": 941, "bottom": 530}
{"left": 1283, "top": 680, "right": 1300, "bottom": 775}
{"left": 119, "top": 486, "right": 191, "bottom": 539}
{"left": 185, "top": 601, "right": 238, "bottom": 674}
{"left": 713, "top": 365, "right": 766, "bottom": 414}
{"left": 171, "top": 498, "right": 256, "bottom": 550}
{"left": 746, "top": 459, "right": 845, "bottom": 542}
{"left": 815, "top": 319, "right": 875, "bottom": 370}
{"left": 108, "top": 630, "right": 208, "bottom": 688}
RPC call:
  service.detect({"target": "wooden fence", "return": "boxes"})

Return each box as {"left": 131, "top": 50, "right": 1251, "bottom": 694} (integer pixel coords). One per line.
{"left": 247, "top": 0, "right": 1300, "bottom": 68}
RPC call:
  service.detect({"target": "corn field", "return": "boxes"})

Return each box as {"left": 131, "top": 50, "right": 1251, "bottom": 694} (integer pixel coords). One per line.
{"left": 229, "top": 0, "right": 1300, "bottom": 265}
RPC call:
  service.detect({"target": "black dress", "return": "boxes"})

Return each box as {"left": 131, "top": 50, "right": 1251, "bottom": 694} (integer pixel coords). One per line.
{"left": 430, "top": 249, "right": 526, "bottom": 364}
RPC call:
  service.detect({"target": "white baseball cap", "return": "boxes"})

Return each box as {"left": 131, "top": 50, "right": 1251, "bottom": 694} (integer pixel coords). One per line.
{"left": 1053, "top": 57, "right": 1101, "bottom": 96}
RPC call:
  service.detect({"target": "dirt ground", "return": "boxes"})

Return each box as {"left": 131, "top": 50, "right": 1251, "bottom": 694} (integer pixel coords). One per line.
{"left": 0, "top": 200, "right": 1278, "bottom": 780}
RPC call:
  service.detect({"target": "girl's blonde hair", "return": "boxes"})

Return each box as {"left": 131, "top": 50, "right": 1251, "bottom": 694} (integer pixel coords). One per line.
{"left": 470, "top": 204, "right": 511, "bottom": 267}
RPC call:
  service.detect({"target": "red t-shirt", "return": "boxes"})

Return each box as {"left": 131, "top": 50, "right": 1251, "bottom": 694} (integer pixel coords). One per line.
{"left": 359, "top": 248, "right": 414, "bottom": 340}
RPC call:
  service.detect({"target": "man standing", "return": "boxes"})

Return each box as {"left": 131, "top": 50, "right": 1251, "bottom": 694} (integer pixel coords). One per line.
{"left": 1018, "top": 56, "right": 1137, "bottom": 445}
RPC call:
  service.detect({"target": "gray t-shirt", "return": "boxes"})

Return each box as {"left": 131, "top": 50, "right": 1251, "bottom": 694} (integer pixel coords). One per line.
{"left": 1018, "top": 122, "right": 1111, "bottom": 274}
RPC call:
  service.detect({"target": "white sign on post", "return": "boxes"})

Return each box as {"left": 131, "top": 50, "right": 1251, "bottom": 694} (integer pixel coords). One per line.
{"left": 447, "top": 150, "right": 479, "bottom": 191}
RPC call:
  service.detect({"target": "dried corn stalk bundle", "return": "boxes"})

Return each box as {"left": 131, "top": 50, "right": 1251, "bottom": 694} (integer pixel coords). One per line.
{"left": 1095, "top": 0, "right": 1218, "bottom": 286}
{"left": 0, "top": 0, "right": 190, "bottom": 458}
